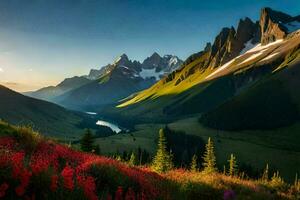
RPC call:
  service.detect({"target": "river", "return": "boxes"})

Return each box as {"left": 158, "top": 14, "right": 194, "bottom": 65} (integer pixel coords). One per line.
{"left": 85, "top": 112, "right": 122, "bottom": 133}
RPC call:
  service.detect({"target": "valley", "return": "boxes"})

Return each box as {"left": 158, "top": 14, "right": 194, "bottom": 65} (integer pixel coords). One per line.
{"left": 94, "top": 117, "right": 300, "bottom": 182}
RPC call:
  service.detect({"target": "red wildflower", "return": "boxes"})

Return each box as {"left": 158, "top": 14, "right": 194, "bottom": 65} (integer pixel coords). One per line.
{"left": 61, "top": 164, "right": 74, "bottom": 190}
{"left": 0, "top": 137, "right": 15, "bottom": 150}
{"left": 11, "top": 152, "right": 25, "bottom": 178}
{"left": 125, "top": 188, "right": 135, "bottom": 200}
{"left": 14, "top": 165, "right": 31, "bottom": 197}
{"left": 0, "top": 183, "right": 9, "bottom": 198}
{"left": 15, "top": 185, "right": 25, "bottom": 196}
{"left": 137, "top": 191, "right": 147, "bottom": 200}
{"left": 0, "top": 153, "right": 10, "bottom": 167}
{"left": 24, "top": 193, "right": 36, "bottom": 200}
{"left": 20, "top": 169, "right": 32, "bottom": 188}
{"left": 50, "top": 175, "right": 59, "bottom": 192}
{"left": 106, "top": 193, "right": 112, "bottom": 200}
{"left": 115, "top": 186, "right": 123, "bottom": 200}
{"left": 77, "top": 175, "right": 98, "bottom": 200}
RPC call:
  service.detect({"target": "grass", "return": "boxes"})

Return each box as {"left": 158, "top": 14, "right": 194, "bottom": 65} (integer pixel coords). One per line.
{"left": 94, "top": 124, "right": 163, "bottom": 155}
{"left": 94, "top": 117, "right": 300, "bottom": 182}
{"left": 1, "top": 121, "right": 299, "bottom": 200}
{"left": 168, "top": 117, "right": 300, "bottom": 182}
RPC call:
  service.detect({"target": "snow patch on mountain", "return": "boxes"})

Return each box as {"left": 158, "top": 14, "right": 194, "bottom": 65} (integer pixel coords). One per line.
{"left": 139, "top": 68, "right": 164, "bottom": 80}
{"left": 261, "top": 52, "right": 280, "bottom": 62}
{"left": 206, "top": 39, "right": 286, "bottom": 80}
{"left": 284, "top": 21, "right": 300, "bottom": 33}
{"left": 168, "top": 56, "right": 179, "bottom": 66}
{"left": 240, "top": 39, "right": 284, "bottom": 64}
{"left": 241, "top": 52, "right": 265, "bottom": 64}
{"left": 246, "top": 39, "right": 284, "bottom": 53}
{"left": 240, "top": 40, "right": 257, "bottom": 55}
{"left": 205, "top": 59, "right": 236, "bottom": 79}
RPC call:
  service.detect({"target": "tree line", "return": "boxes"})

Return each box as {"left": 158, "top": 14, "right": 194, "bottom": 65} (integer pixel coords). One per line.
{"left": 79, "top": 127, "right": 290, "bottom": 186}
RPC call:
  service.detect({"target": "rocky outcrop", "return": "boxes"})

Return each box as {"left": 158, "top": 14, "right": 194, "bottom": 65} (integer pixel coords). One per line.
{"left": 260, "top": 8, "right": 290, "bottom": 44}
{"left": 142, "top": 52, "right": 183, "bottom": 73}
{"left": 259, "top": 7, "right": 297, "bottom": 45}
{"left": 142, "top": 52, "right": 163, "bottom": 69}
{"left": 209, "top": 18, "right": 260, "bottom": 68}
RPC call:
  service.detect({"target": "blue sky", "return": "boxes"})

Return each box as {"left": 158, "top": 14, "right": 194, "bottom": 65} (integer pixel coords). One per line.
{"left": 0, "top": 0, "right": 299, "bottom": 91}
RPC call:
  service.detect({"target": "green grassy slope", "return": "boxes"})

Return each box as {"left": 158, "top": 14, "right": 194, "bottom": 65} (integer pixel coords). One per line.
{"left": 0, "top": 85, "right": 90, "bottom": 139}
{"left": 114, "top": 30, "right": 300, "bottom": 124}
{"left": 94, "top": 118, "right": 300, "bottom": 182}
{"left": 199, "top": 56, "right": 300, "bottom": 131}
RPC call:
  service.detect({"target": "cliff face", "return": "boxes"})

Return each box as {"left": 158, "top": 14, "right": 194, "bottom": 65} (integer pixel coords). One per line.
{"left": 260, "top": 8, "right": 287, "bottom": 44}
{"left": 209, "top": 17, "right": 260, "bottom": 68}
{"left": 260, "top": 7, "right": 293, "bottom": 45}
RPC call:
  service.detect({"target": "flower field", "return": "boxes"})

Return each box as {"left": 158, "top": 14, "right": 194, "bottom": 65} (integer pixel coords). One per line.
{"left": 0, "top": 122, "right": 299, "bottom": 200}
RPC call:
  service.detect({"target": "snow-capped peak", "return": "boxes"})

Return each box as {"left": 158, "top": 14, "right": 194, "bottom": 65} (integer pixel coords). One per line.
{"left": 168, "top": 56, "right": 179, "bottom": 66}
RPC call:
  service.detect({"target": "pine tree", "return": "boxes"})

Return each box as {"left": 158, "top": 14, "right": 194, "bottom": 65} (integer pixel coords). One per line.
{"left": 129, "top": 152, "right": 137, "bottom": 166}
{"left": 294, "top": 173, "right": 299, "bottom": 188}
{"left": 93, "top": 144, "right": 101, "bottom": 155}
{"left": 190, "top": 154, "right": 198, "bottom": 172}
{"left": 202, "top": 137, "right": 217, "bottom": 173}
{"left": 152, "top": 129, "right": 173, "bottom": 173}
{"left": 80, "top": 129, "right": 94, "bottom": 152}
{"left": 115, "top": 155, "right": 122, "bottom": 161}
{"left": 262, "top": 164, "right": 269, "bottom": 183}
{"left": 228, "top": 154, "right": 238, "bottom": 177}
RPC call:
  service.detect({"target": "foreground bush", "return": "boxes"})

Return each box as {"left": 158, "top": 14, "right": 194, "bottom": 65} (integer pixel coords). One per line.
{"left": 0, "top": 130, "right": 162, "bottom": 199}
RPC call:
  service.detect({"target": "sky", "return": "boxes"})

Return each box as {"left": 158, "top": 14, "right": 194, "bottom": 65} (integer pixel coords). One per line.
{"left": 0, "top": 0, "right": 299, "bottom": 92}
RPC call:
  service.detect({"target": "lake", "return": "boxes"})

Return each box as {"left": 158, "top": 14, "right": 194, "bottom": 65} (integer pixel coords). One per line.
{"left": 96, "top": 120, "right": 122, "bottom": 133}
{"left": 86, "top": 111, "right": 122, "bottom": 133}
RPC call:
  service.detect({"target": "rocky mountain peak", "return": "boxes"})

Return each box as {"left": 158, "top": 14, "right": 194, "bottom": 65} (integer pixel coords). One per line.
{"left": 201, "top": 17, "right": 260, "bottom": 68}
{"left": 204, "top": 42, "right": 212, "bottom": 52}
{"left": 259, "top": 7, "right": 292, "bottom": 45}
{"left": 261, "top": 7, "right": 293, "bottom": 24}
{"left": 114, "top": 53, "right": 130, "bottom": 65}
{"left": 236, "top": 17, "right": 257, "bottom": 40}
{"left": 151, "top": 52, "right": 162, "bottom": 59}
{"left": 142, "top": 52, "right": 163, "bottom": 69}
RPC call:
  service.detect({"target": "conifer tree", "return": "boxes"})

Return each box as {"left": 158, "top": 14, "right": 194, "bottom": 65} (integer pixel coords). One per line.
{"left": 115, "top": 155, "right": 122, "bottom": 161}
{"left": 202, "top": 137, "right": 217, "bottom": 173}
{"left": 262, "top": 164, "right": 269, "bottom": 183}
{"left": 293, "top": 173, "right": 300, "bottom": 192}
{"left": 93, "top": 144, "right": 101, "bottom": 155}
{"left": 80, "top": 129, "right": 94, "bottom": 152}
{"left": 168, "top": 149, "right": 174, "bottom": 169}
{"left": 152, "top": 129, "right": 173, "bottom": 173}
{"left": 129, "top": 152, "right": 137, "bottom": 166}
{"left": 228, "top": 154, "right": 238, "bottom": 177}
{"left": 190, "top": 154, "right": 198, "bottom": 172}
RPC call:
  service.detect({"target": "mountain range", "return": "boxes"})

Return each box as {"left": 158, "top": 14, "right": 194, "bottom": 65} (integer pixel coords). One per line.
{"left": 110, "top": 7, "right": 300, "bottom": 129}
{"left": 11, "top": 7, "right": 300, "bottom": 132}
{"left": 23, "top": 7, "right": 300, "bottom": 131}
{"left": 27, "top": 53, "right": 182, "bottom": 110}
